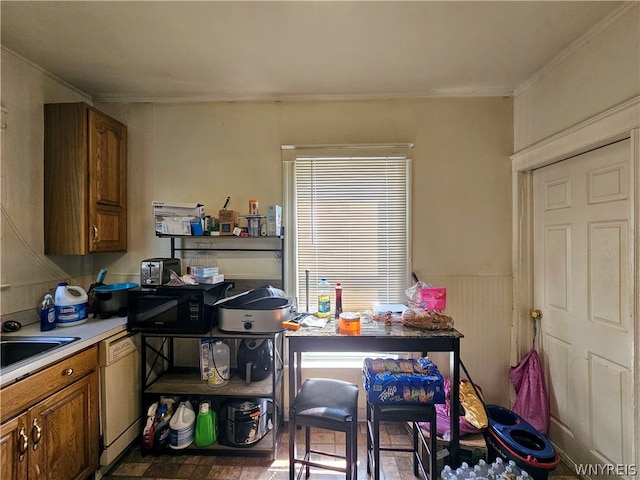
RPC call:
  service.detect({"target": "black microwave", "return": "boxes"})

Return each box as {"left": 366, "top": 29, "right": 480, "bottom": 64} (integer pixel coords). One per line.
{"left": 127, "top": 283, "right": 232, "bottom": 334}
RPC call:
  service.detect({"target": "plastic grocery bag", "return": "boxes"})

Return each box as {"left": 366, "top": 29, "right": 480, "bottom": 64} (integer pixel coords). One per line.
{"left": 509, "top": 348, "right": 550, "bottom": 434}
{"left": 405, "top": 281, "right": 430, "bottom": 308}
{"left": 419, "top": 377, "right": 483, "bottom": 439}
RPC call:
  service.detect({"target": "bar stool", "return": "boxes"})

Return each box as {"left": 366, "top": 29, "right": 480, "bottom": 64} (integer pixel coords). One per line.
{"left": 289, "top": 378, "right": 359, "bottom": 480}
{"left": 366, "top": 402, "right": 439, "bottom": 480}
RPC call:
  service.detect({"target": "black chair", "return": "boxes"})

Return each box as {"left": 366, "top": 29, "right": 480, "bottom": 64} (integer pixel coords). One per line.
{"left": 289, "top": 378, "right": 359, "bottom": 480}
{"left": 366, "top": 402, "right": 439, "bottom": 480}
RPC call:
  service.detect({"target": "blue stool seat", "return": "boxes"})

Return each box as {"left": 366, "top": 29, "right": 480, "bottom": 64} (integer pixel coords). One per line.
{"left": 289, "top": 378, "right": 359, "bottom": 480}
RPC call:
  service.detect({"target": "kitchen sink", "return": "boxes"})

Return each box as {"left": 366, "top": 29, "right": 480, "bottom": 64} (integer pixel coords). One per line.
{"left": 0, "top": 336, "right": 81, "bottom": 369}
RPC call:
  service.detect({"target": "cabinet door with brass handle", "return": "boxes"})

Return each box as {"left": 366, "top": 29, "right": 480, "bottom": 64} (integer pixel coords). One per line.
{"left": 29, "top": 371, "right": 99, "bottom": 480}
{"left": 0, "top": 415, "right": 29, "bottom": 479}
{"left": 31, "top": 418, "right": 42, "bottom": 450}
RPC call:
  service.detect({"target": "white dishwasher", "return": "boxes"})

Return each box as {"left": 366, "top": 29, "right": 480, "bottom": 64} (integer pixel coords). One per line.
{"left": 98, "top": 331, "right": 141, "bottom": 471}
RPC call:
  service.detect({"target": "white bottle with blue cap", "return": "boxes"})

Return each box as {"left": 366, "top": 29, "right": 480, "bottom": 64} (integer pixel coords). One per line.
{"left": 55, "top": 282, "right": 88, "bottom": 327}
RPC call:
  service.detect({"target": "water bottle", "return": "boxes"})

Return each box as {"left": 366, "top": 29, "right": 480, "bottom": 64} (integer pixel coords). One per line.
{"left": 441, "top": 465, "right": 455, "bottom": 480}
{"left": 456, "top": 462, "right": 471, "bottom": 479}
{"left": 194, "top": 401, "right": 216, "bottom": 446}
{"left": 317, "top": 278, "right": 331, "bottom": 318}
{"left": 334, "top": 282, "right": 343, "bottom": 319}
{"left": 208, "top": 341, "right": 230, "bottom": 387}
{"left": 506, "top": 460, "right": 523, "bottom": 477}
{"left": 474, "top": 459, "right": 490, "bottom": 478}
{"left": 40, "top": 293, "right": 57, "bottom": 331}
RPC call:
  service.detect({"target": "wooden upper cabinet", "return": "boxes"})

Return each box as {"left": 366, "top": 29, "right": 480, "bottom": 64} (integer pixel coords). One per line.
{"left": 44, "top": 102, "right": 127, "bottom": 254}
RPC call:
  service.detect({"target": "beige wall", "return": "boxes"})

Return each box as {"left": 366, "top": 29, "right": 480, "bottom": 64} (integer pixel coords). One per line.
{"left": 1, "top": 46, "right": 514, "bottom": 403}
{"left": 514, "top": 3, "right": 640, "bottom": 151}
{"left": 98, "top": 98, "right": 514, "bottom": 280}
{"left": 511, "top": 3, "right": 639, "bottom": 464}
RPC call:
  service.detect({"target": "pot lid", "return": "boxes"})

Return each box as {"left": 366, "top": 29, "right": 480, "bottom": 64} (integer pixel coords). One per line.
{"left": 94, "top": 282, "right": 139, "bottom": 292}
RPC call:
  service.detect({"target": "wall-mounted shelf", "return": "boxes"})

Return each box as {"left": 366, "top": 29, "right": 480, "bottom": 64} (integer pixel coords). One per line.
{"left": 157, "top": 230, "right": 285, "bottom": 289}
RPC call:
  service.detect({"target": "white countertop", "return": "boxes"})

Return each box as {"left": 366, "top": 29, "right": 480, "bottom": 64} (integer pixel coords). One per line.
{"left": 1, "top": 316, "right": 128, "bottom": 387}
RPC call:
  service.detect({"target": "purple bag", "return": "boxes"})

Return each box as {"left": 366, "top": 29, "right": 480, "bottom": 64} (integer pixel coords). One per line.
{"left": 509, "top": 348, "right": 550, "bottom": 434}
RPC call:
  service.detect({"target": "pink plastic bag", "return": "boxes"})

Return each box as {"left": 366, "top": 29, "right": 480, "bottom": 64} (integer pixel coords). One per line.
{"left": 509, "top": 348, "right": 550, "bottom": 434}
{"left": 420, "top": 287, "right": 447, "bottom": 310}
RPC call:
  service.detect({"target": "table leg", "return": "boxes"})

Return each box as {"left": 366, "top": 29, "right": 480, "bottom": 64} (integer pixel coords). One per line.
{"left": 449, "top": 342, "right": 460, "bottom": 466}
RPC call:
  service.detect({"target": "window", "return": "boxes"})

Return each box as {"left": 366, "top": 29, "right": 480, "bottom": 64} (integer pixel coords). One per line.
{"left": 282, "top": 144, "right": 413, "bottom": 313}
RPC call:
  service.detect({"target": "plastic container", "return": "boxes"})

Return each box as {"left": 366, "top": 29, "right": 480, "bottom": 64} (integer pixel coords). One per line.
{"left": 339, "top": 311, "right": 361, "bottom": 335}
{"left": 169, "top": 401, "right": 196, "bottom": 449}
{"left": 40, "top": 293, "right": 57, "bottom": 331}
{"left": 54, "top": 282, "right": 88, "bottom": 327}
{"left": 317, "top": 278, "right": 331, "bottom": 318}
{"left": 194, "top": 401, "right": 216, "bottom": 447}
{"left": 207, "top": 341, "right": 230, "bottom": 387}
{"left": 334, "top": 282, "right": 343, "bottom": 319}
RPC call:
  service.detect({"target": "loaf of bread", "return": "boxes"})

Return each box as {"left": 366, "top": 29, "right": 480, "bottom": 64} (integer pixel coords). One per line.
{"left": 401, "top": 308, "right": 454, "bottom": 330}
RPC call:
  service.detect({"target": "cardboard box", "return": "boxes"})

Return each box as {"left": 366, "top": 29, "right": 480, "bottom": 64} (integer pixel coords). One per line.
{"left": 417, "top": 429, "right": 487, "bottom": 471}
{"left": 199, "top": 338, "right": 213, "bottom": 380}
{"left": 153, "top": 201, "right": 205, "bottom": 218}
{"left": 155, "top": 216, "right": 198, "bottom": 235}
{"left": 188, "top": 266, "right": 219, "bottom": 277}
{"left": 219, "top": 221, "right": 235, "bottom": 235}
{"left": 266, "top": 204, "right": 282, "bottom": 236}
{"left": 194, "top": 274, "right": 225, "bottom": 284}
{"left": 362, "top": 357, "right": 445, "bottom": 405}
{"left": 218, "top": 210, "right": 239, "bottom": 223}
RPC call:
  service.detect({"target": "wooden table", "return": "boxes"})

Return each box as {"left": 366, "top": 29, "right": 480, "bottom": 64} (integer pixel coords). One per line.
{"left": 286, "top": 318, "right": 464, "bottom": 466}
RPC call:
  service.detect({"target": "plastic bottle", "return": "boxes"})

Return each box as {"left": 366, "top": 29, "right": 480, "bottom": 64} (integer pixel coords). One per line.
{"left": 194, "top": 401, "right": 216, "bottom": 446}
{"left": 40, "top": 293, "right": 57, "bottom": 331}
{"left": 207, "top": 341, "right": 230, "bottom": 387}
{"left": 474, "top": 459, "right": 490, "bottom": 478}
{"left": 334, "top": 282, "right": 343, "bottom": 319}
{"left": 54, "top": 282, "right": 88, "bottom": 327}
{"left": 441, "top": 465, "right": 455, "bottom": 480}
{"left": 456, "top": 462, "right": 471, "bottom": 479}
{"left": 169, "top": 401, "right": 196, "bottom": 449}
{"left": 317, "top": 278, "right": 331, "bottom": 318}
{"left": 506, "top": 460, "right": 523, "bottom": 477}
{"left": 491, "top": 458, "right": 506, "bottom": 479}
{"left": 153, "top": 403, "right": 172, "bottom": 450}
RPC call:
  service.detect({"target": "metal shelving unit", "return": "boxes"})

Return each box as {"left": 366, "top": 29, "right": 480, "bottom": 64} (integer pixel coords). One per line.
{"left": 157, "top": 231, "right": 285, "bottom": 289}
{"left": 140, "top": 329, "right": 286, "bottom": 458}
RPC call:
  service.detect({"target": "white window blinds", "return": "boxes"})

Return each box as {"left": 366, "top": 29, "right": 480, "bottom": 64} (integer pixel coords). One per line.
{"left": 284, "top": 146, "right": 412, "bottom": 311}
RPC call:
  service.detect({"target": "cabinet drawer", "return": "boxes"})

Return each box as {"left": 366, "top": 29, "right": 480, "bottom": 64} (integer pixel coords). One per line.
{"left": 0, "top": 346, "right": 98, "bottom": 423}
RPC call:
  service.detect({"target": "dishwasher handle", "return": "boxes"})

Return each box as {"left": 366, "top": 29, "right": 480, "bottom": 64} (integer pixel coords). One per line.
{"left": 100, "top": 333, "right": 139, "bottom": 366}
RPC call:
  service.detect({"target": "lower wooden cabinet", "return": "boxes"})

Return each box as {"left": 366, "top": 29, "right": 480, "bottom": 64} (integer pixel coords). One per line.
{"left": 0, "top": 346, "right": 99, "bottom": 480}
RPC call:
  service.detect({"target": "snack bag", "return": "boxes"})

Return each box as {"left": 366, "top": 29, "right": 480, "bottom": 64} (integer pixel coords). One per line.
{"left": 420, "top": 287, "right": 447, "bottom": 311}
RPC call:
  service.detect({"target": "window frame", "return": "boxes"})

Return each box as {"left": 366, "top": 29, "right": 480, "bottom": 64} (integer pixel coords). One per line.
{"left": 282, "top": 144, "right": 414, "bottom": 363}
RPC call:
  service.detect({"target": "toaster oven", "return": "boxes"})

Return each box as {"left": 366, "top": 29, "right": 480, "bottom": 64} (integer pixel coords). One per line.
{"left": 140, "top": 258, "right": 181, "bottom": 286}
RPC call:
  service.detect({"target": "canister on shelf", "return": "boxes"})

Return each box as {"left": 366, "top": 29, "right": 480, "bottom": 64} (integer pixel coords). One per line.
{"left": 249, "top": 199, "right": 259, "bottom": 215}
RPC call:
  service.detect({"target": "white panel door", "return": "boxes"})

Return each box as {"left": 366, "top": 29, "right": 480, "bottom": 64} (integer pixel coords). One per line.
{"left": 533, "top": 138, "right": 634, "bottom": 473}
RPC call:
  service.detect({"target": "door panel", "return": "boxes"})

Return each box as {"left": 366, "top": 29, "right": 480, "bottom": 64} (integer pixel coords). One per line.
{"left": 533, "top": 138, "right": 634, "bottom": 471}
